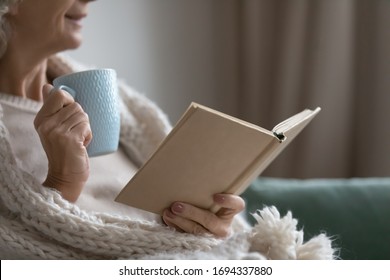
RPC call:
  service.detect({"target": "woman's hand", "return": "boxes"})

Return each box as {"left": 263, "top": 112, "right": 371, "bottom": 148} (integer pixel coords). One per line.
{"left": 162, "top": 193, "right": 245, "bottom": 238}
{"left": 34, "top": 84, "right": 92, "bottom": 202}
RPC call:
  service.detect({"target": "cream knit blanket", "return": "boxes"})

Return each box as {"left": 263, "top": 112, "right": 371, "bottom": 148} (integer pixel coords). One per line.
{"left": 0, "top": 55, "right": 335, "bottom": 259}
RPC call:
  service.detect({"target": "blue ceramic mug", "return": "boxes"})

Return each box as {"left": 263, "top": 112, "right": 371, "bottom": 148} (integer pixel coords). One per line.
{"left": 53, "top": 69, "right": 120, "bottom": 157}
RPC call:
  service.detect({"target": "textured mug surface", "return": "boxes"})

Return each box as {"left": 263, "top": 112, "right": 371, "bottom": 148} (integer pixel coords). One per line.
{"left": 53, "top": 69, "right": 120, "bottom": 157}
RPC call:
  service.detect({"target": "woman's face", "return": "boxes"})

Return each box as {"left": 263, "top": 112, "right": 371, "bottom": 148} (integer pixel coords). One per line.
{"left": 8, "top": 0, "right": 93, "bottom": 55}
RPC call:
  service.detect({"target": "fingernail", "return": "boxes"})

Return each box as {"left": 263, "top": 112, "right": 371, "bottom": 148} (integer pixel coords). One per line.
{"left": 172, "top": 202, "right": 184, "bottom": 214}
{"left": 214, "top": 194, "right": 225, "bottom": 204}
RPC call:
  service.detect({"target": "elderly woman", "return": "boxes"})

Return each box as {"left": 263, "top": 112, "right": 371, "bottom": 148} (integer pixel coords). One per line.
{"left": 0, "top": 0, "right": 335, "bottom": 261}
{"left": 0, "top": 0, "right": 250, "bottom": 259}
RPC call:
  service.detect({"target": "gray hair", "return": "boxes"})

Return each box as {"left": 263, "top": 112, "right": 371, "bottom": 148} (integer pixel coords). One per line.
{"left": 0, "top": 0, "right": 21, "bottom": 59}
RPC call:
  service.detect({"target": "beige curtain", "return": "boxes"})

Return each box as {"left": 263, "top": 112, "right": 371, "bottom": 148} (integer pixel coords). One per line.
{"left": 213, "top": 0, "right": 390, "bottom": 178}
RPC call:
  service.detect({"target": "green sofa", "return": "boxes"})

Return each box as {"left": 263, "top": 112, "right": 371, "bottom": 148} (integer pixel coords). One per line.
{"left": 242, "top": 177, "right": 390, "bottom": 260}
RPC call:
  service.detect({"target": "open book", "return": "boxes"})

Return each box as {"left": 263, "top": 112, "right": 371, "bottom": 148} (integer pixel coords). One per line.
{"left": 115, "top": 103, "right": 321, "bottom": 215}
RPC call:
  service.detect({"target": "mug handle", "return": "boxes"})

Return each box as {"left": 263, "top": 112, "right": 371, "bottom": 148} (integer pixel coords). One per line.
{"left": 53, "top": 85, "right": 77, "bottom": 98}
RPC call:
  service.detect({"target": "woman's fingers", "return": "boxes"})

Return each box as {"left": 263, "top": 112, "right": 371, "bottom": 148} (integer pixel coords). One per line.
{"left": 35, "top": 85, "right": 92, "bottom": 147}
{"left": 34, "top": 85, "right": 75, "bottom": 129}
{"left": 162, "top": 194, "right": 246, "bottom": 238}
{"left": 42, "top": 83, "right": 54, "bottom": 101}
{"left": 214, "top": 193, "right": 246, "bottom": 219}
{"left": 163, "top": 209, "right": 209, "bottom": 234}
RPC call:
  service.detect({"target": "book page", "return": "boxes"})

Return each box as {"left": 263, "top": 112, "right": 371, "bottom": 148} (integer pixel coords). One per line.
{"left": 272, "top": 107, "right": 321, "bottom": 140}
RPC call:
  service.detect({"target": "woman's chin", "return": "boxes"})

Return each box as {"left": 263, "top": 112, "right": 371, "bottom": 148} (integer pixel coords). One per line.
{"left": 63, "top": 35, "right": 83, "bottom": 50}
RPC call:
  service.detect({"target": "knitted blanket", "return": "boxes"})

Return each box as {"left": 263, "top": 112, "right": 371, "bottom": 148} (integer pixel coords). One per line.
{"left": 0, "top": 55, "right": 335, "bottom": 259}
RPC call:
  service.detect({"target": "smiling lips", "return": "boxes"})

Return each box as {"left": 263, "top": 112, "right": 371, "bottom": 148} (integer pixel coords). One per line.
{"left": 65, "top": 13, "right": 86, "bottom": 27}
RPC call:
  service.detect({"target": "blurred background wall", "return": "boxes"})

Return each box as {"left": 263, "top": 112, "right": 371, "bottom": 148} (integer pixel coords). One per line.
{"left": 68, "top": 0, "right": 390, "bottom": 179}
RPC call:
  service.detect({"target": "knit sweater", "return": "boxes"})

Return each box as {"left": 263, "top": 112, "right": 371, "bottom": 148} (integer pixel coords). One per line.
{"left": 0, "top": 54, "right": 335, "bottom": 259}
